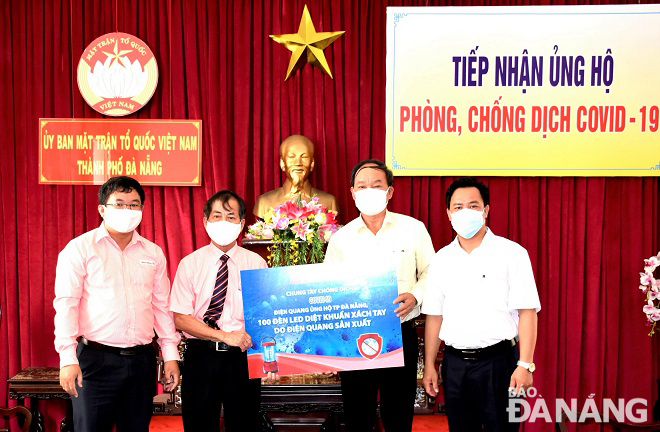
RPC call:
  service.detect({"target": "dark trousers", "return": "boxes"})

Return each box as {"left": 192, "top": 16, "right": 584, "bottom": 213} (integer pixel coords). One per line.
{"left": 72, "top": 343, "right": 157, "bottom": 432}
{"left": 442, "top": 343, "right": 520, "bottom": 432}
{"left": 181, "top": 342, "right": 261, "bottom": 432}
{"left": 339, "top": 320, "right": 419, "bottom": 432}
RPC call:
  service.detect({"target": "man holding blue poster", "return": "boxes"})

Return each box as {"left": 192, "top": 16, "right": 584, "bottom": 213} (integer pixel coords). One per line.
{"left": 324, "top": 159, "right": 435, "bottom": 432}
{"left": 169, "top": 190, "right": 267, "bottom": 432}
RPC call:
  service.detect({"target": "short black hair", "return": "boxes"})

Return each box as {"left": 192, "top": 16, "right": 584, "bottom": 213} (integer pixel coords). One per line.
{"left": 204, "top": 190, "right": 246, "bottom": 220}
{"left": 350, "top": 159, "right": 394, "bottom": 187}
{"left": 98, "top": 176, "right": 145, "bottom": 205}
{"left": 445, "top": 177, "right": 490, "bottom": 209}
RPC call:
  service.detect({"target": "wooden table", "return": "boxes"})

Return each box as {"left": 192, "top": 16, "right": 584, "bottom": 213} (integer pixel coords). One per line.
{"left": 8, "top": 367, "right": 72, "bottom": 432}
{"left": 8, "top": 367, "right": 346, "bottom": 432}
{"left": 260, "top": 383, "right": 345, "bottom": 431}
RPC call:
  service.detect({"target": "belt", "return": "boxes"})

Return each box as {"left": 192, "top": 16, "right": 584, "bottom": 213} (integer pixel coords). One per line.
{"left": 446, "top": 339, "right": 516, "bottom": 361}
{"left": 186, "top": 338, "right": 242, "bottom": 352}
{"left": 80, "top": 337, "right": 153, "bottom": 356}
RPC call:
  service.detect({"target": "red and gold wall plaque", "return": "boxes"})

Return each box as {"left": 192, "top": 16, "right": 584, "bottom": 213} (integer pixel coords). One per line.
{"left": 77, "top": 32, "right": 158, "bottom": 116}
{"left": 39, "top": 119, "right": 202, "bottom": 186}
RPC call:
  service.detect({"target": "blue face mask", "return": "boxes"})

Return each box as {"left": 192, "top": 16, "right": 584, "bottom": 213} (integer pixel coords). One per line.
{"left": 450, "top": 208, "right": 484, "bottom": 239}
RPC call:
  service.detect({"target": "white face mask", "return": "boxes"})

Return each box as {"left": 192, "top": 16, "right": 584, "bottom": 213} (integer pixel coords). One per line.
{"left": 206, "top": 220, "right": 243, "bottom": 246}
{"left": 450, "top": 208, "right": 485, "bottom": 239}
{"left": 102, "top": 205, "right": 143, "bottom": 233}
{"left": 354, "top": 188, "right": 389, "bottom": 216}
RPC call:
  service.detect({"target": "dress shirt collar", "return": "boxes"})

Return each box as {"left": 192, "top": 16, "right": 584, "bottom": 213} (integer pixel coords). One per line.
{"left": 450, "top": 227, "right": 494, "bottom": 253}
{"left": 207, "top": 242, "right": 238, "bottom": 264}
{"left": 95, "top": 222, "right": 143, "bottom": 246}
{"left": 356, "top": 210, "right": 395, "bottom": 234}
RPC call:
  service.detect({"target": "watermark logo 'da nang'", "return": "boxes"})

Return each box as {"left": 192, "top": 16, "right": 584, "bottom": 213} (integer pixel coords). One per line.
{"left": 507, "top": 387, "right": 648, "bottom": 424}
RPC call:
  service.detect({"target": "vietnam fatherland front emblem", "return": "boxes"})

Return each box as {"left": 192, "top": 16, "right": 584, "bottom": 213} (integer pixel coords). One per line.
{"left": 77, "top": 32, "right": 158, "bottom": 116}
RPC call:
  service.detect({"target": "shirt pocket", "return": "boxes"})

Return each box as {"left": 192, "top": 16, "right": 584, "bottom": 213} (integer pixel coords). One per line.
{"left": 478, "top": 264, "right": 510, "bottom": 309}
{"left": 134, "top": 260, "right": 157, "bottom": 300}
{"left": 392, "top": 250, "right": 416, "bottom": 292}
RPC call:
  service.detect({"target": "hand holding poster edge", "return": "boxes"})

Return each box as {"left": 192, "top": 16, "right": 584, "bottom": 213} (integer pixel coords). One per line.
{"left": 240, "top": 262, "right": 405, "bottom": 379}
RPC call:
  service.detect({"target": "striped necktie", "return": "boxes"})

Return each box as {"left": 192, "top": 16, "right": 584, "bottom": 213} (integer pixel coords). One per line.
{"left": 203, "top": 254, "right": 230, "bottom": 330}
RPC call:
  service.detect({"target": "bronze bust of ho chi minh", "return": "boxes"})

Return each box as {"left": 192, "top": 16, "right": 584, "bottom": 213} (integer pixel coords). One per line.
{"left": 253, "top": 135, "right": 339, "bottom": 219}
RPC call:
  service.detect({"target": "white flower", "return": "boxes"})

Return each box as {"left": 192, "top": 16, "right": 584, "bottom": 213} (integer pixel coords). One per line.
{"left": 262, "top": 227, "right": 274, "bottom": 239}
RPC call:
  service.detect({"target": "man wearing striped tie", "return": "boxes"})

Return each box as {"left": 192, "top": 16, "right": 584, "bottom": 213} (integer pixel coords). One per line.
{"left": 170, "top": 190, "right": 267, "bottom": 432}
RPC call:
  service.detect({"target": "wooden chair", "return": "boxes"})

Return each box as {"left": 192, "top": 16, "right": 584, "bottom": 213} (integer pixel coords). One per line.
{"left": 0, "top": 406, "right": 32, "bottom": 432}
{"left": 0, "top": 309, "right": 33, "bottom": 432}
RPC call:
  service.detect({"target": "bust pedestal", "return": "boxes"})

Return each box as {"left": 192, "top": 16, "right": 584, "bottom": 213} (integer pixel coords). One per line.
{"left": 240, "top": 239, "right": 272, "bottom": 263}
{"left": 241, "top": 239, "right": 343, "bottom": 430}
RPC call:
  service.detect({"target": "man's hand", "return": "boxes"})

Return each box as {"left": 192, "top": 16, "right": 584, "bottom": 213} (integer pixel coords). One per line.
{"left": 222, "top": 330, "right": 252, "bottom": 351}
{"left": 163, "top": 360, "right": 180, "bottom": 392}
{"left": 422, "top": 365, "right": 441, "bottom": 397}
{"left": 509, "top": 366, "right": 533, "bottom": 395}
{"left": 60, "top": 364, "right": 83, "bottom": 397}
{"left": 393, "top": 292, "right": 417, "bottom": 318}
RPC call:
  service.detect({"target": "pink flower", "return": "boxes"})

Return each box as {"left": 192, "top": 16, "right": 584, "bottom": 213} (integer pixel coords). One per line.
{"left": 306, "top": 197, "right": 323, "bottom": 215}
{"left": 645, "top": 256, "right": 660, "bottom": 273}
{"left": 318, "top": 223, "right": 339, "bottom": 242}
{"left": 650, "top": 291, "right": 659, "bottom": 301}
{"left": 292, "top": 221, "right": 312, "bottom": 241}
{"left": 647, "top": 304, "right": 660, "bottom": 322}
{"left": 275, "top": 217, "right": 290, "bottom": 230}
{"left": 643, "top": 300, "right": 659, "bottom": 316}
{"left": 640, "top": 272, "right": 654, "bottom": 286}
{"left": 278, "top": 200, "right": 314, "bottom": 221}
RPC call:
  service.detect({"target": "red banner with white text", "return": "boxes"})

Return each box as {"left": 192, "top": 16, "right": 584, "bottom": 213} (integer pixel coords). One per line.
{"left": 39, "top": 119, "right": 202, "bottom": 186}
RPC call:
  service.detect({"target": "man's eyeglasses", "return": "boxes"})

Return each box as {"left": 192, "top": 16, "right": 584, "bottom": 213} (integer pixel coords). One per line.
{"left": 105, "top": 203, "right": 144, "bottom": 210}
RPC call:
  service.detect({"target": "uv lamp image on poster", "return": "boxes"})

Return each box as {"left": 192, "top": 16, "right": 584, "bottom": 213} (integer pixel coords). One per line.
{"left": 240, "top": 263, "right": 404, "bottom": 378}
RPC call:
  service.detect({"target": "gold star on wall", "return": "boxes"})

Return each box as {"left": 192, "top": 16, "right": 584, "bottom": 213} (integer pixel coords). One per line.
{"left": 103, "top": 40, "right": 133, "bottom": 68}
{"left": 270, "top": 5, "right": 345, "bottom": 80}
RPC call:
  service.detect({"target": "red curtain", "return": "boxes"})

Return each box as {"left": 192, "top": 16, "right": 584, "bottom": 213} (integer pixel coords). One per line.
{"left": 1, "top": 0, "right": 658, "bottom": 430}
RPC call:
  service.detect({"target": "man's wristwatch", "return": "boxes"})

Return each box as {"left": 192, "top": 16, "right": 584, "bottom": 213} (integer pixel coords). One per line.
{"left": 517, "top": 361, "right": 536, "bottom": 373}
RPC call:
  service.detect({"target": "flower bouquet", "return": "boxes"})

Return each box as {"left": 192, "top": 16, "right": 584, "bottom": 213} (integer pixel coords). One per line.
{"left": 245, "top": 196, "right": 340, "bottom": 267}
{"left": 640, "top": 252, "right": 660, "bottom": 336}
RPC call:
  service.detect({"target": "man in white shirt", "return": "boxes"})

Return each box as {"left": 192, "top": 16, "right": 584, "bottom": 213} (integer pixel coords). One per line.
{"left": 325, "top": 159, "right": 435, "bottom": 432}
{"left": 169, "top": 190, "right": 267, "bottom": 432}
{"left": 422, "top": 177, "right": 541, "bottom": 432}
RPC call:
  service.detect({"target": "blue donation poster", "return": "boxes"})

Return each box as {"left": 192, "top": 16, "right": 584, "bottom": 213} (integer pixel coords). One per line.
{"left": 240, "top": 263, "right": 404, "bottom": 378}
